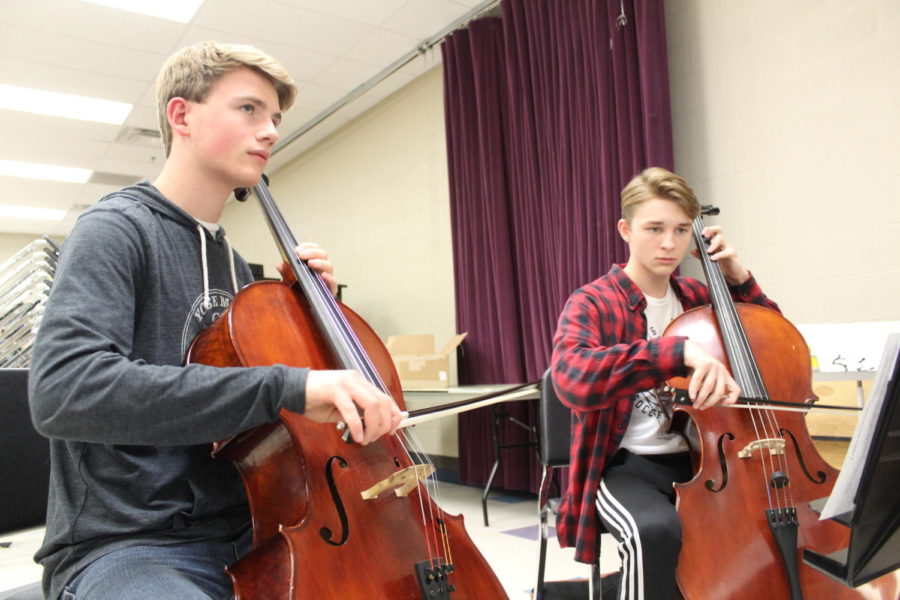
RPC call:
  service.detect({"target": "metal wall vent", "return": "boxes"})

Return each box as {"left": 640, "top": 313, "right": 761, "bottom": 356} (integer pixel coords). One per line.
{"left": 115, "top": 127, "right": 162, "bottom": 147}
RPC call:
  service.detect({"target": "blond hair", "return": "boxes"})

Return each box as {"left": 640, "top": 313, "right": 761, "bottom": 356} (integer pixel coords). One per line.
{"left": 155, "top": 41, "right": 297, "bottom": 156}
{"left": 620, "top": 167, "right": 700, "bottom": 222}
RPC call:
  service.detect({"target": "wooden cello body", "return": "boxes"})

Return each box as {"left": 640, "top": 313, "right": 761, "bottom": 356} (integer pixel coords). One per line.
{"left": 186, "top": 182, "right": 508, "bottom": 599}
{"left": 663, "top": 211, "right": 898, "bottom": 599}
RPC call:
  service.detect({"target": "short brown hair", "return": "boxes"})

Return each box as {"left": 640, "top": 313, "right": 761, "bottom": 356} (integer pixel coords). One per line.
{"left": 156, "top": 41, "right": 297, "bottom": 156}
{"left": 620, "top": 167, "right": 700, "bottom": 222}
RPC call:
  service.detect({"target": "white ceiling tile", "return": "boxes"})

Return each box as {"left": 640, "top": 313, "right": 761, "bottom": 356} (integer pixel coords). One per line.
{"left": 0, "top": 218, "right": 64, "bottom": 236}
{"left": 0, "top": 111, "right": 123, "bottom": 145}
{"left": 102, "top": 143, "right": 164, "bottom": 169}
{"left": 0, "top": 23, "right": 165, "bottom": 83}
{"left": 282, "top": 106, "right": 321, "bottom": 128}
{"left": 175, "top": 26, "right": 337, "bottom": 84}
{"left": 192, "top": 0, "right": 374, "bottom": 57}
{"left": 380, "top": 0, "right": 473, "bottom": 38}
{"left": 449, "top": 0, "right": 494, "bottom": 8}
{"left": 312, "top": 58, "right": 384, "bottom": 91}
{"left": 294, "top": 82, "right": 348, "bottom": 111}
{"left": 344, "top": 28, "right": 421, "bottom": 67}
{"left": 2, "top": 0, "right": 187, "bottom": 55}
{"left": 0, "top": 135, "right": 110, "bottom": 168}
{"left": 276, "top": 106, "right": 320, "bottom": 137}
{"left": 123, "top": 106, "right": 163, "bottom": 133}
{"left": 361, "top": 55, "right": 440, "bottom": 101}
{"left": 0, "top": 177, "right": 83, "bottom": 210}
{"left": 0, "top": 0, "right": 462, "bottom": 238}
{"left": 0, "top": 58, "right": 148, "bottom": 104}
{"left": 75, "top": 183, "right": 126, "bottom": 207}
{"left": 254, "top": 44, "right": 339, "bottom": 86}
{"left": 134, "top": 85, "right": 159, "bottom": 110}
{"left": 50, "top": 211, "right": 82, "bottom": 237}
{"left": 271, "top": 0, "right": 411, "bottom": 26}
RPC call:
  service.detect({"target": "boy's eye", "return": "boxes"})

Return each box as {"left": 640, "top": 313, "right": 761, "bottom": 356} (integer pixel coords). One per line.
{"left": 241, "top": 104, "right": 255, "bottom": 113}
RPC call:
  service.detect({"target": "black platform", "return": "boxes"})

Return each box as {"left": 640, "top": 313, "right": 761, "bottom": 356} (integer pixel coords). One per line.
{"left": 0, "top": 369, "right": 49, "bottom": 533}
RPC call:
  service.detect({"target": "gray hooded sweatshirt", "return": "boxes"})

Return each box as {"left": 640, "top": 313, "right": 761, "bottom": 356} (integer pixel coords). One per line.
{"left": 28, "top": 181, "right": 308, "bottom": 600}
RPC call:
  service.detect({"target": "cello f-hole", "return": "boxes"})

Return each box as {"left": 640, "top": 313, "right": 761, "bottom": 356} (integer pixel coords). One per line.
{"left": 705, "top": 432, "right": 735, "bottom": 493}
{"left": 319, "top": 456, "right": 350, "bottom": 546}
{"left": 780, "top": 428, "right": 828, "bottom": 485}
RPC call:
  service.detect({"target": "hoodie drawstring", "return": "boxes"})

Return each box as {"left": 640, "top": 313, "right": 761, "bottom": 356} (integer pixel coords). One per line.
{"left": 224, "top": 235, "right": 239, "bottom": 294}
{"left": 197, "top": 224, "right": 239, "bottom": 312}
{"left": 197, "top": 224, "right": 211, "bottom": 311}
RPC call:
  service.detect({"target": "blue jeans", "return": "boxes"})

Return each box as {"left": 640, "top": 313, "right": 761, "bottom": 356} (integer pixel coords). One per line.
{"left": 61, "top": 528, "right": 252, "bottom": 600}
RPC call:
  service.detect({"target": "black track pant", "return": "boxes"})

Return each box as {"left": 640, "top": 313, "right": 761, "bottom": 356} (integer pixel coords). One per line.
{"left": 595, "top": 450, "right": 693, "bottom": 600}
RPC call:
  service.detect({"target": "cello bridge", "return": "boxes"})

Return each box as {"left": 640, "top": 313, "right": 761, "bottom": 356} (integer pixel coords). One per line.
{"left": 738, "top": 438, "right": 785, "bottom": 459}
{"left": 360, "top": 464, "right": 435, "bottom": 499}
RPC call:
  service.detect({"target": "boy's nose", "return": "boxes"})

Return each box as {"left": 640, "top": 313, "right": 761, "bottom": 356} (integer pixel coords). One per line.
{"left": 259, "top": 121, "right": 280, "bottom": 145}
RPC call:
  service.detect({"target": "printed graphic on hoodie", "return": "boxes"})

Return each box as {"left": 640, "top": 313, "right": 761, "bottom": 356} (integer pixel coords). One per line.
{"left": 180, "top": 288, "right": 234, "bottom": 358}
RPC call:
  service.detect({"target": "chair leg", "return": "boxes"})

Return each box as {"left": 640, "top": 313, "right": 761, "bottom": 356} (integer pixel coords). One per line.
{"left": 591, "top": 562, "right": 602, "bottom": 600}
{"left": 534, "top": 467, "right": 553, "bottom": 600}
{"left": 535, "top": 512, "right": 549, "bottom": 599}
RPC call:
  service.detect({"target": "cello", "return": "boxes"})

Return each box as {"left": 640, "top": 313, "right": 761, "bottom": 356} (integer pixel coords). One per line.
{"left": 186, "top": 179, "right": 509, "bottom": 599}
{"left": 664, "top": 207, "right": 898, "bottom": 599}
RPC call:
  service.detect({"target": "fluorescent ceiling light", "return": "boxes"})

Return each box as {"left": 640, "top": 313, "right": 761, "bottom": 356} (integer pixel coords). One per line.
{"left": 0, "top": 84, "right": 132, "bottom": 125}
{"left": 0, "top": 205, "right": 67, "bottom": 221}
{"left": 0, "top": 160, "right": 92, "bottom": 184}
{"left": 81, "top": 0, "right": 204, "bottom": 23}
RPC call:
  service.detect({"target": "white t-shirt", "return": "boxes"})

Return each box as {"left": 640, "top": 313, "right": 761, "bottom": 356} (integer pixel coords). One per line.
{"left": 197, "top": 219, "right": 220, "bottom": 234}
{"left": 619, "top": 284, "right": 689, "bottom": 454}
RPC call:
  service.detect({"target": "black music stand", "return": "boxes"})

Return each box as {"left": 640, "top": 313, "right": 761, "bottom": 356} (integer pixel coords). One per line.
{"left": 803, "top": 341, "right": 900, "bottom": 587}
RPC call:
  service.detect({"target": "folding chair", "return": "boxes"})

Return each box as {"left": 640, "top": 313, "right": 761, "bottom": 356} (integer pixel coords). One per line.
{"left": 535, "top": 368, "right": 603, "bottom": 600}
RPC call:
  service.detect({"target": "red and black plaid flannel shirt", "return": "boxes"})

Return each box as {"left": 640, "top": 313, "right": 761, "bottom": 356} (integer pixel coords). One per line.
{"left": 550, "top": 263, "right": 779, "bottom": 564}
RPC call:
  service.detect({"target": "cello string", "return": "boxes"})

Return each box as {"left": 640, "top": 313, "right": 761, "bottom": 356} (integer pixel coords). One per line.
{"left": 713, "top": 270, "right": 795, "bottom": 512}
{"left": 714, "top": 284, "right": 784, "bottom": 509}
{"left": 717, "top": 288, "right": 794, "bottom": 511}
{"left": 256, "top": 182, "right": 385, "bottom": 387}
{"left": 251, "top": 181, "right": 511, "bottom": 587}
{"left": 311, "top": 288, "right": 450, "bottom": 565}
{"left": 694, "top": 216, "right": 781, "bottom": 510}
{"left": 401, "top": 427, "right": 449, "bottom": 568}
{"left": 400, "top": 427, "right": 449, "bottom": 568}
{"left": 406, "top": 427, "right": 447, "bottom": 533}
{"left": 282, "top": 236, "right": 448, "bottom": 546}
{"left": 719, "top": 291, "right": 780, "bottom": 509}
{"left": 253, "top": 181, "right": 449, "bottom": 569}
{"left": 254, "top": 181, "right": 386, "bottom": 394}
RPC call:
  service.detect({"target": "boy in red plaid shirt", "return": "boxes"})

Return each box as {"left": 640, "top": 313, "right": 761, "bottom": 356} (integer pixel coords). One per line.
{"left": 551, "top": 167, "right": 779, "bottom": 599}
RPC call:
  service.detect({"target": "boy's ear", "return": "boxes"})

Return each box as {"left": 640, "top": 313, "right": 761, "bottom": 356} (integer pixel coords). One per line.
{"left": 617, "top": 218, "right": 631, "bottom": 243}
{"left": 166, "top": 97, "right": 190, "bottom": 138}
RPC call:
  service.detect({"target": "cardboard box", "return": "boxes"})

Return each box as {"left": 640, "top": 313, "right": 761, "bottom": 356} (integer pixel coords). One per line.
{"left": 385, "top": 333, "right": 468, "bottom": 389}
